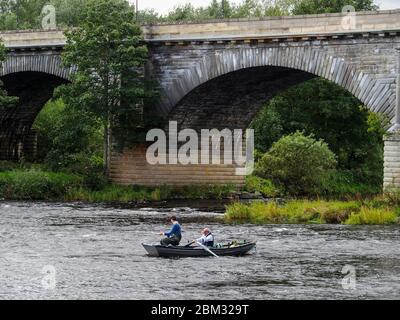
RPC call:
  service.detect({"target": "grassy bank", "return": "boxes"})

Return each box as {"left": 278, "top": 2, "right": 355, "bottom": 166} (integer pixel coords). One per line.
{"left": 225, "top": 199, "right": 400, "bottom": 225}
{"left": 0, "top": 170, "right": 83, "bottom": 200}
{"left": 2, "top": 169, "right": 399, "bottom": 225}
{"left": 0, "top": 170, "right": 237, "bottom": 202}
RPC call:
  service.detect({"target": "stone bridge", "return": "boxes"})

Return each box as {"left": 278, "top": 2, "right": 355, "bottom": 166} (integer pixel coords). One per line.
{"left": 1, "top": 9, "right": 400, "bottom": 188}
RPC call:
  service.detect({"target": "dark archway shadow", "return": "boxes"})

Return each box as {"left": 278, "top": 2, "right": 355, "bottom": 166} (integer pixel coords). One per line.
{"left": 0, "top": 71, "right": 69, "bottom": 160}
{"left": 167, "top": 66, "right": 315, "bottom": 130}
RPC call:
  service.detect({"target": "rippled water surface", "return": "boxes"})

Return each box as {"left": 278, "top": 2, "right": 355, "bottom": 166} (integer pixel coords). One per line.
{"left": 0, "top": 202, "right": 399, "bottom": 300}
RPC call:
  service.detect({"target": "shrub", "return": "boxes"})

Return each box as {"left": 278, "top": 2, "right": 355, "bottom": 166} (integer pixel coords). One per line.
{"left": 345, "top": 207, "right": 398, "bottom": 225}
{"left": 225, "top": 200, "right": 361, "bottom": 224}
{"left": 0, "top": 161, "right": 19, "bottom": 172}
{"left": 244, "top": 176, "right": 281, "bottom": 197}
{"left": 0, "top": 170, "right": 82, "bottom": 200}
{"left": 319, "top": 170, "right": 381, "bottom": 198}
{"left": 255, "top": 132, "right": 337, "bottom": 195}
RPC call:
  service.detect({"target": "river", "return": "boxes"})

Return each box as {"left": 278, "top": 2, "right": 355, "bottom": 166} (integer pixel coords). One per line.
{"left": 0, "top": 202, "right": 399, "bottom": 300}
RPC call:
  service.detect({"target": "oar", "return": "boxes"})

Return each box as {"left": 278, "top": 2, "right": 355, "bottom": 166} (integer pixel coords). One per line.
{"left": 185, "top": 240, "right": 195, "bottom": 248}
{"left": 196, "top": 241, "right": 219, "bottom": 258}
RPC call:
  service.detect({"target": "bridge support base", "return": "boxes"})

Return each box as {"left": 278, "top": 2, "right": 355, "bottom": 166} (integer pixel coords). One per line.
{"left": 109, "top": 144, "right": 245, "bottom": 187}
{"left": 384, "top": 133, "right": 400, "bottom": 190}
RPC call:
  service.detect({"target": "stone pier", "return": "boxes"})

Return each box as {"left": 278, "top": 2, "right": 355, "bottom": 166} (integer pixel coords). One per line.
{"left": 384, "top": 48, "right": 400, "bottom": 190}
{"left": 384, "top": 134, "right": 400, "bottom": 189}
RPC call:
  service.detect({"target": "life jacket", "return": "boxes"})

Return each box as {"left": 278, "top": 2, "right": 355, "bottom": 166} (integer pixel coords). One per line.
{"left": 204, "top": 233, "right": 214, "bottom": 247}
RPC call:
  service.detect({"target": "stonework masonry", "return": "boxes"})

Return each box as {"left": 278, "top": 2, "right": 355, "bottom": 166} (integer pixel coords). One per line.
{"left": 1, "top": 10, "right": 400, "bottom": 186}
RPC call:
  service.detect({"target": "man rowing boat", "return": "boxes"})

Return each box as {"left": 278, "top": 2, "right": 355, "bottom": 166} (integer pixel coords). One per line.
{"left": 160, "top": 215, "right": 182, "bottom": 246}
{"left": 196, "top": 228, "right": 215, "bottom": 247}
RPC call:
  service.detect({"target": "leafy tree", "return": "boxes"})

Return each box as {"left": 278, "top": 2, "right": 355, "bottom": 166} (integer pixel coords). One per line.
{"left": 252, "top": 78, "right": 387, "bottom": 184}
{"left": 292, "top": 0, "right": 378, "bottom": 14}
{"left": 49, "top": 0, "right": 89, "bottom": 27}
{"left": 58, "top": 0, "right": 152, "bottom": 175}
{"left": 33, "top": 99, "right": 103, "bottom": 173}
{"left": 251, "top": 106, "right": 283, "bottom": 153}
{"left": 233, "top": 0, "right": 263, "bottom": 18}
{"left": 6, "top": 0, "right": 48, "bottom": 29}
{"left": 256, "top": 131, "right": 337, "bottom": 194}
{"left": 208, "top": 0, "right": 233, "bottom": 19}
{"left": 137, "top": 8, "right": 161, "bottom": 24}
{"left": 165, "top": 4, "right": 203, "bottom": 22}
{"left": 0, "top": 0, "right": 91, "bottom": 29}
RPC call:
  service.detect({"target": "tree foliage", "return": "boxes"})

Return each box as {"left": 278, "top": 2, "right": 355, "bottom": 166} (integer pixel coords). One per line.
{"left": 251, "top": 78, "right": 387, "bottom": 185}
{"left": 292, "top": 0, "right": 378, "bottom": 15}
{"left": 256, "top": 131, "right": 338, "bottom": 194}
{"left": 0, "top": 0, "right": 380, "bottom": 28}
{"left": 33, "top": 99, "right": 103, "bottom": 173}
{"left": 0, "top": 0, "right": 90, "bottom": 29}
{"left": 57, "top": 0, "right": 155, "bottom": 172}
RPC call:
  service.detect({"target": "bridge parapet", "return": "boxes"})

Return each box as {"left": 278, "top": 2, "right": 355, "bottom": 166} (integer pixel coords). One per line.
{"left": 0, "top": 29, "right": 66, "bottom": 49}
{"left": 1, "top": 10, "right": 400, "bottom": 49}
{"left": 143, "top": 10, "right": 400, "bottom": 42}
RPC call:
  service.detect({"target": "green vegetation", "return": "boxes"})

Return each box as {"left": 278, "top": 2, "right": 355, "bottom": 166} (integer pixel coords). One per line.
{"left": 225, "top": 200, "right": 399, "bottom": 225}
{"left": 251, "top": 79, "right": 388, "bottom": 196}
{"left": 0, "top": 168, "right": 238, "bottom": 202}
{"left": 244, "top": 176, "right": 281, "bottom": 197}
{"left": 0, "top": 0, "right": 379, "bottom": 30}
{"left": 0, "top": 170, "right": 82, "bottom": 200}
{"left": 65, "top": 184, "right": 237, "bottom": 202}
{"left": 318, "top": 170, "right": 382, "bottom": 197}
{"left": 345, "top": 207, "right": 398, "bottom": 225}
{"left": 58, "top": 0, "right": 155, "bottom": 173}
{"left": 256, "top": 132, "right": 337, "bottom": 195}
{"left": 33, "top": 99, "right": 104, "bottom": 173}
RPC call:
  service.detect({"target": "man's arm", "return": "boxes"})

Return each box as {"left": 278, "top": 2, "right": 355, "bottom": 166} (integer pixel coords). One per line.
{"left": 164, "top": 224, "right": 177, "bottom": 237}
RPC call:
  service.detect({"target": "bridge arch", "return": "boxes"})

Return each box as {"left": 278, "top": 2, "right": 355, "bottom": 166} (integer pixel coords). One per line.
{"left": 159, "top": 46, "right": 395, "bottom": 121}
{"left": 0, "top": 53, "right": 73, "bottom": 80}
{"left": 0, "top": 53, "right": 72, "bottom": 160}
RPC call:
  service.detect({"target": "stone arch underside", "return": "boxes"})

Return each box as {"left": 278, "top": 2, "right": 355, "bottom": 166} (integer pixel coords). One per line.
{"left": 168, "top": 66, "right": 315, "bottom": 130}
{"left": 0, "top": 68, "right": 70, "bottom": 160}
{"left": 158, "top": 47, "right": 396, "bottom": 128}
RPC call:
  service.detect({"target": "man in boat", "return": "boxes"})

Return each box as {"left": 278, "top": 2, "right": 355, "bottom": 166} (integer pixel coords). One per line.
{"left": 160, "top": 216, "right": 182, "bottom": 246}
{"left": 196, "top": 228, "right": 215, "bottom": 247}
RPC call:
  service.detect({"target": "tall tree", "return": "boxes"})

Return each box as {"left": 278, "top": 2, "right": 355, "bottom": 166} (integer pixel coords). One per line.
{"left": 292, "top": 0, "right": 378, "bottom": 14}
{"left": 58, "top": 0, "right": 151, "bottom": 175}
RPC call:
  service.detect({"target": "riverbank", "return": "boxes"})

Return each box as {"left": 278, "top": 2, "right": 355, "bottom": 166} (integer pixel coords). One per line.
{"left": 0, "top": 170, "right": 239, "bottom": 202}
{"left": 225, "top": 199, "right": 400, "bottom": 225}
{"left": 1, "top": 169, "right": 399, "bottom": 225}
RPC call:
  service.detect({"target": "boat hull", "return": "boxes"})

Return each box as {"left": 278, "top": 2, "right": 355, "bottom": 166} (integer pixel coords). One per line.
{"left": 142, "top": 242, "right": 256, "bottom": 258}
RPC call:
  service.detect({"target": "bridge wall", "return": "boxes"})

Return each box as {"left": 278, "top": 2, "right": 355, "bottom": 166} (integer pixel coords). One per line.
{"left": 2, "top": 11, "right": 400, "bottom": 187}
{"left": 110, "top": 35, "right": 400, "bottom": 186}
